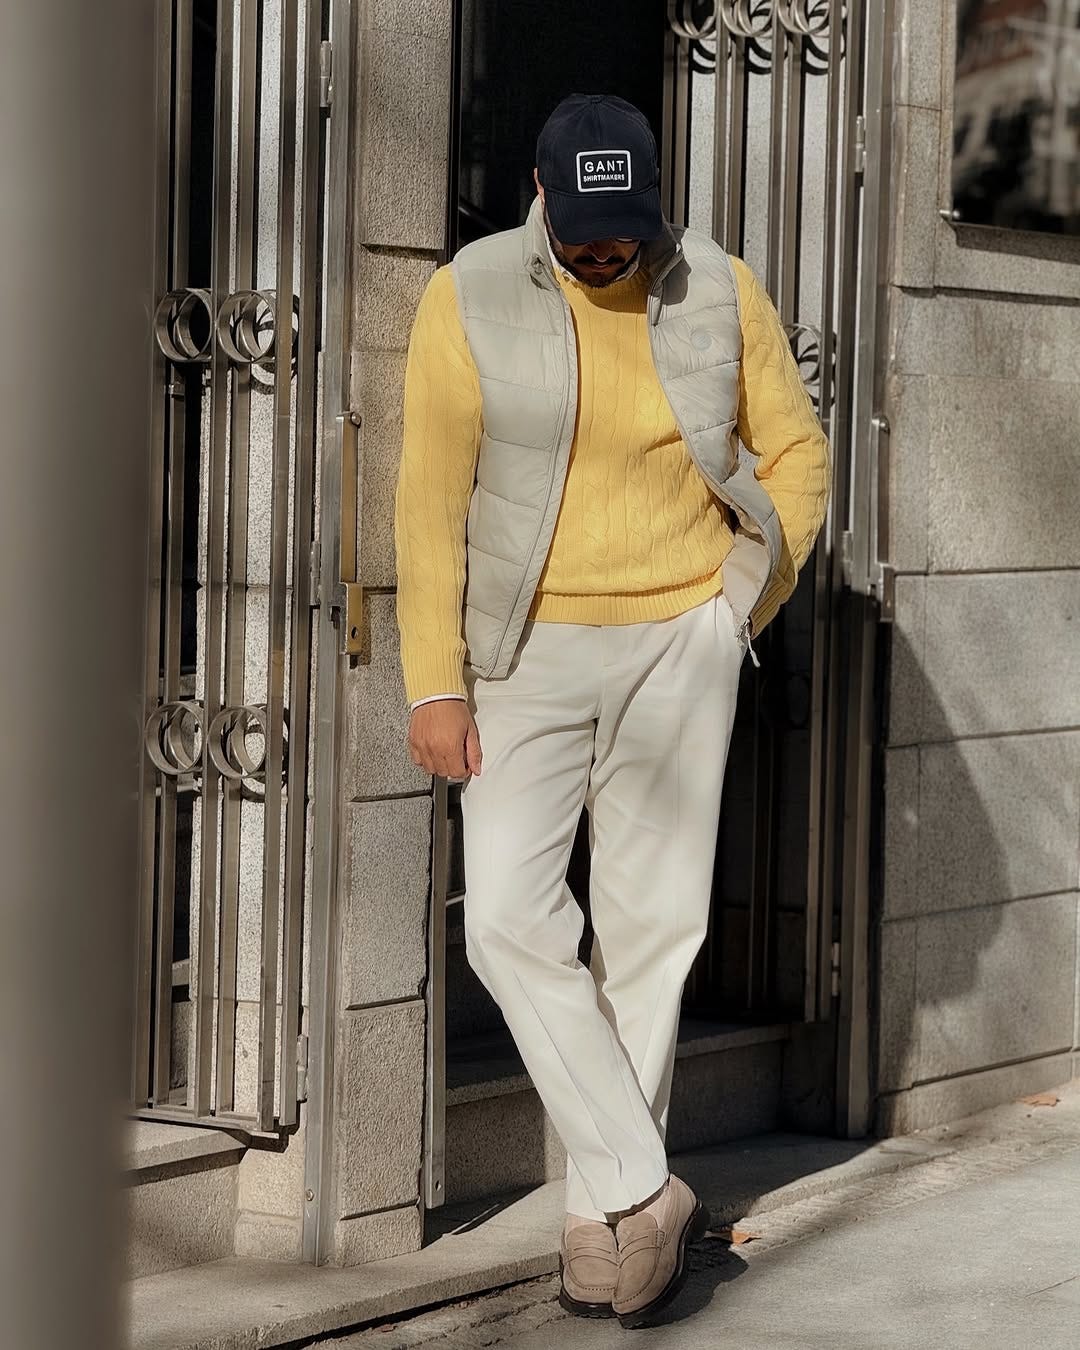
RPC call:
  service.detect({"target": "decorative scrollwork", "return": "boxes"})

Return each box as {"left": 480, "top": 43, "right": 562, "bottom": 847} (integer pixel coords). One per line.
{"left": 784, "top": 322, "right": 836, "bottom": 413}
{"left": 144, "top": 700, "right": 205, "bottom": 775}
{"left": 154, "top": 287, "right": 299, "bottom": 369}
{"left": 154, "top": 289, "right": 213, "bottom": 364}
{"left": 667, "top": 0, "right": 716, "bottom": 41}
{"left": 776, "top": 0, "right": 832, "bottom": 38}
{"left": 689, "top": 41, "right": 717, "bottom": 75}
{"left": 144, "top": 699, "right": 287, "bottom": 783}
{"left": 705, "top": 0, "right": 837, "bottom": 69}
{"left": 214, "top": 289, "right": 279, "bottom": 365}
{"left": 718, "top": 0, "right": 773, "bottom": 39}
{"left": 206, "top": 703, "right": 279, "bottom": 781}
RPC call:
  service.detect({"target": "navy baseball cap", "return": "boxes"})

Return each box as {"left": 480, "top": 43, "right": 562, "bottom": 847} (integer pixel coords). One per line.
{"left": 535, "top": 93, "right": 664, "bottom": 245}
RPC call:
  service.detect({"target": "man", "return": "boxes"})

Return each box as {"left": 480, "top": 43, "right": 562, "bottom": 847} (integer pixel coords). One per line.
{"left": 394, "top": 93, "right": 830, "bottom": 1327}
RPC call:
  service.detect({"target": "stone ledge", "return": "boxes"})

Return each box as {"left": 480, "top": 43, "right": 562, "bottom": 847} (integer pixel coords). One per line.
{"left": 125, "top": 1121, "right": 245, "bottom": 1182}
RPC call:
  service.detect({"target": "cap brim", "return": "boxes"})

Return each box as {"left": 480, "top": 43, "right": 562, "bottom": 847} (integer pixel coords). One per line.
{"left": 545, "top": 184, "right": 664, "bottom": 245}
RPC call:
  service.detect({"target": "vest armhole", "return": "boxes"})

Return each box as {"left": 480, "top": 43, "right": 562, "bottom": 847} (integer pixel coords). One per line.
{"left": 720, "top": 251, "right": 743, "bottom": 328}
{"left": 447, "top": 260, "right": 468, "bottom": 334}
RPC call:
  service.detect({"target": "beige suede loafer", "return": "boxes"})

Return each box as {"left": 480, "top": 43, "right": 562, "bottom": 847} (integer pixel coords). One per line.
{"left": 611, "top": 1174, "right": 709, "bottom": 1328}
{"left": 558, "top": 1220, "right": 619, "bottom": 1318}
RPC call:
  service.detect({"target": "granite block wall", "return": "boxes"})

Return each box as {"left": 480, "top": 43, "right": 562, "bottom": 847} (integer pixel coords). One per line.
{"left": 875, "top": 0, "right": 1080, "bottom": 1135}
{"left": 326, "top": 0, "right": 452, "bottom": 1266}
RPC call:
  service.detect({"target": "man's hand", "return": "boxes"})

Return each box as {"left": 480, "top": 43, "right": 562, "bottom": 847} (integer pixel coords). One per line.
{"left": 408, "top": 699, "right": 483, "bottom": 781}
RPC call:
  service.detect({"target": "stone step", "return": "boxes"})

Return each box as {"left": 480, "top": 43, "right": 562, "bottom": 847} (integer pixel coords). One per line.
{"left": 442, "top": 1018, "right": 792, "bottom": 1204}
{"left": 124, "top": 1121, "right": 245, "bottom": 1280}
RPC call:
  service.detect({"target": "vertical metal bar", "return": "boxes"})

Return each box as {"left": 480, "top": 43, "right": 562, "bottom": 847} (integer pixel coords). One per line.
{"left": 727, "top": 32, "right": 749, "bottom": 254}
{"left": 421, "top": 0, "right": 464, "bottom": 1196}
{"left": 743, "top": 11, "right": 789, "bottom": 1016}
{"left": 779, "top": 28, "right": 804, "bottom": 323}
{"left": 661, "top": 21, "right": 677, "bottom": 218}
{"left": 135, "top": 0, "right": 175, "bottom": 1107}
{"left": 746, "top": 688, "right": 776, "bottom": 1013}
{"left": 662, "top": 5, "right": 693, "bottom": 227}
{"left": 820, "top": 0, "right": 872, "bottom": 1032}
{"left": 835, "top": 0, "right": 892, "bottom": 1133}
{"left": 423, "top": 777, "right": 449, "bottom": 1208}
{"left": 151, "top": 400, "right": 189, "bottom": 1105}
{"left": 215, "top": 0, "right": 259, "bottom": 1115}
{"left": 765, "top": 10, "right": 787, "bottom": 299}
{"left": 817, "top": 0, "right": 842, "bottom": 442}
{"left": 443, "top": 0, "right": 464, "bottom": 260}
{"left": 835, "top": 593, "right": 876, "bottom": 1135}
{"left": 259, "top": 0, "right": 299, "bottom": 1131}
{"left": 671, "top": 35, "right": 691, "bottom": 227}
{"left": 194, "top": 0, "right": 235, "bottom": 1119}
{"left": 844, "top": 3, "right": 875, "bottom": 598}
{"left": 803, "top": 0, "right": 844, "bottom": 1023}
{"left": 854, "top": 1, "right": 892, "bottom": 606}
{"left": 278, "top": 0, "right": 325, "bottom": 1130}
{"left": 153, "top": 0, "right": 196, "bottom": 1108}
{"left": 710, "top": 21, "right": 730, "bottom": 246}
{"left": 303, "top": 0, "right": 356, "bottom": 1264}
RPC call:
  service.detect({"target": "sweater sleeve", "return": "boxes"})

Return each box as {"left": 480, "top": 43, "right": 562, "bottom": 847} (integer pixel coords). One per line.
{"left": 729, "top": 255, "right": 832, "bottom": 637}
{"left": 393, "top": 265, "right": 483, "bottom": 704}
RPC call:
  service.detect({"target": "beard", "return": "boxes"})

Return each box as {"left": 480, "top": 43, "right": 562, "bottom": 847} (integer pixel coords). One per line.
{"left": 544, "top": 209, "right": 640, "bottom": 288}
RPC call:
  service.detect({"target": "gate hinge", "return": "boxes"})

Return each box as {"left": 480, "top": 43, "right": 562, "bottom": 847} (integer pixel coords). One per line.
{"left": 831, "top": 941, "right": 841, "bottom": 997}
{"left": 319, "top": 40, "right": 333, "bottom": 107}
{"left": 296, "top": 1032, "right": 309, "bottom": 1102}
{"left": 870, "top": 560, "right": 896, "bottom": 621}
{"left": 853, "top": 114, "right": 866, "bottom": 174}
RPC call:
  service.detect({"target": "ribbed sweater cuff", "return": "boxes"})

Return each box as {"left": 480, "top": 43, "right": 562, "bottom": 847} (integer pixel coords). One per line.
{"left": 402, "top": 643, "right": 467, "bottom": 706}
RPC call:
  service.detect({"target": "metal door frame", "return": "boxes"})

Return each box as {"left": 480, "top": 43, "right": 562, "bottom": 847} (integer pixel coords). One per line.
{"left": 301, "top": 0, "right": 360, "bottom": 1266}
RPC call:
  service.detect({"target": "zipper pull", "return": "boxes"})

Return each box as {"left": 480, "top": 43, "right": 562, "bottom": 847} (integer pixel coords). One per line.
{"left": 740, "top": 620, "right": 761, "bottom": 668}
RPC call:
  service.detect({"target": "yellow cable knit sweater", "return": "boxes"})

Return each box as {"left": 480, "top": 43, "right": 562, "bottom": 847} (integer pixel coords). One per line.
{"left": 394, "top": 250, "right": 830, "bottom": 706}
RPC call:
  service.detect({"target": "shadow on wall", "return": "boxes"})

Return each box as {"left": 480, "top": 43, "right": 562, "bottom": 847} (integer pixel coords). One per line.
{"left": 875, "top": 619, "right": 1078, "bottom": 1136}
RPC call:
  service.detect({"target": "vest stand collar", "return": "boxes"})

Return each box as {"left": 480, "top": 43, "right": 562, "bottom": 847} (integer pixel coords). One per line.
{"left": 520, "top": 193, "right": 682, "bottom": 290}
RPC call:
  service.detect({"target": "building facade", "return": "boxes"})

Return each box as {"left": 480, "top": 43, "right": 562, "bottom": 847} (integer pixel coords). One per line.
{"left": 127, "top": 0, "right": 1080, "bottom": 1280}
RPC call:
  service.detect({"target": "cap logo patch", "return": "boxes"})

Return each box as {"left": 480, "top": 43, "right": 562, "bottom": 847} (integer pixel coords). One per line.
{"left": 576, "top": 150, "right": 632, "bottom": 192}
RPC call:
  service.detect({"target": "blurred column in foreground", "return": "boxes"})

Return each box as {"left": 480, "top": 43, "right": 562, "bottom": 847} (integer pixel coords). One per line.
{"left": 0, "top": 3, "right": 155, "bottom": 1348}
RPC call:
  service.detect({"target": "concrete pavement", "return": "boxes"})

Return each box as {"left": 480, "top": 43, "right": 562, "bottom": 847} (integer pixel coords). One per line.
{"left": 328, "top": 1079, "right": 1080, "bottom": 1349}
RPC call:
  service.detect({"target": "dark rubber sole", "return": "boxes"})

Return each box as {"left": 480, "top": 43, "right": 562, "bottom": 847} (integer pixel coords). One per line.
{"left": 557, "top": 1254, "right": 617, "bottom": 1319}
{"left": 615, "top": 1199, "right": 710, "bottom": 1329}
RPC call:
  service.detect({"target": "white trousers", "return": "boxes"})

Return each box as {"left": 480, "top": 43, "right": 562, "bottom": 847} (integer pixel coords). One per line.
{"left": 458, "top": 588, "right": 746, "bottom": 1222}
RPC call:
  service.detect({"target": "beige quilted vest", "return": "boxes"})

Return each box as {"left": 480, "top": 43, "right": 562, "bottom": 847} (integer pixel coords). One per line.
{"left": 450, "top": 194, "right": 782, "bottom": 679}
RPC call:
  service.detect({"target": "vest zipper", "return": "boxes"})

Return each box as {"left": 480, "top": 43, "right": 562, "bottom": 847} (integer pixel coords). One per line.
{"left": 487, "top": 262, "right": 574, "bottom": 672}
{"left": 740, "top": 618, "right": 761, "bottom": 668}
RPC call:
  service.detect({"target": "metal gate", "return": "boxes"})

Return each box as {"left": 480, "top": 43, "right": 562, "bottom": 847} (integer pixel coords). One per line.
{"left": 662, "top": 0, "right": 892, "bottom": 1129}
{"left": 132, "top": 0, "right": 329, "bottom": 1135}
{"left": 663, "top": 0, "right": 890, "bottom": 1050}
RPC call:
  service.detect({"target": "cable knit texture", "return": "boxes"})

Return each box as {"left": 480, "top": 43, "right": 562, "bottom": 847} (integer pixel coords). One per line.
{"left": 394, "top": 253, "right": 830, "bottom": 705}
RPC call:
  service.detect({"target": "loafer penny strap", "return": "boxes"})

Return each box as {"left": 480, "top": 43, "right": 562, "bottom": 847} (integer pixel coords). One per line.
{"left": 618, "top": 1231, "right": 661, "bottom": 1258}
{"left": 566, "top": 1242, "right": 619, "bottom": 1261}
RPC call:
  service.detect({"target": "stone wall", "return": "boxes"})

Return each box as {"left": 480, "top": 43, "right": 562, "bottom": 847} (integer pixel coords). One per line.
{"left": 325, "top": 0, "right": 452, "bottom": 1265}
{"left": 875, "top": 0, "right": 1080, "bottom": 1133}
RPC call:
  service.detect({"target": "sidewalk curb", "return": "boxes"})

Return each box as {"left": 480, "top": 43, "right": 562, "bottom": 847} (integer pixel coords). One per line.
{"left": 129, "top": 1078, "right": 1080, "bottom": 1350}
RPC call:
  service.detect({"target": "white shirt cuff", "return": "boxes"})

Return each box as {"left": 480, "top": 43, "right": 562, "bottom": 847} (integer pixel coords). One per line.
{"left": 409, "top": 693, "right": 468, "bottom": 711}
